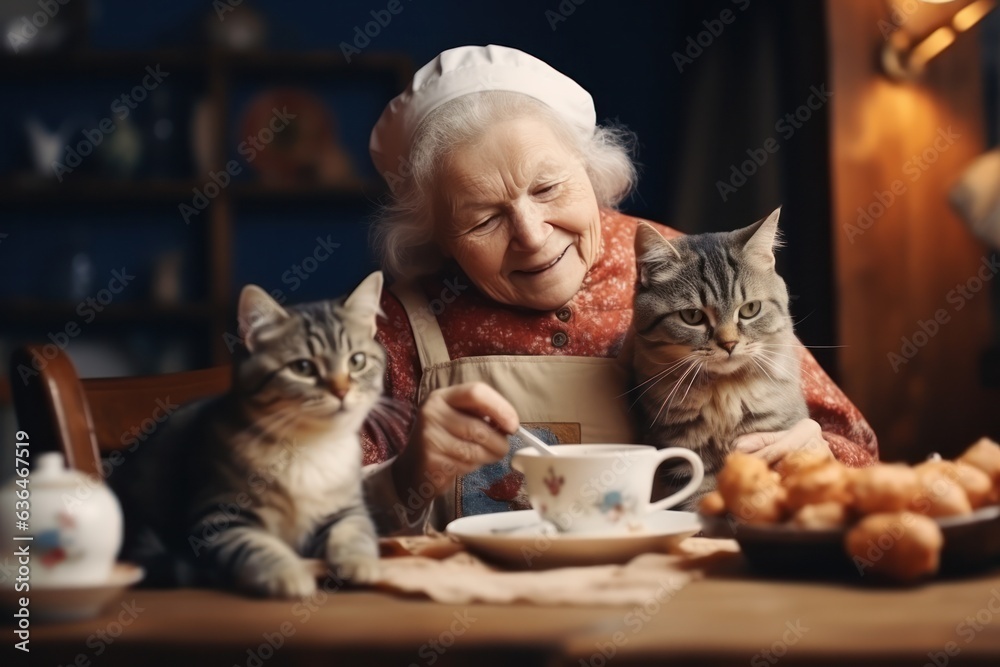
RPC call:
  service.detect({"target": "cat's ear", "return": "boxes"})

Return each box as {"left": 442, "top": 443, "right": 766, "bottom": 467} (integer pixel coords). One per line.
{"left": 740, "top": 207, "right": 783, "bottom": 269}
{"left": 635, "top": 222, "right": 680, "bottom": 287}
{"left": 344, "top": 271, "right": 384, "bottom": 337}
{"left": 238, "top": 285, "right": 289, "bottom": 352}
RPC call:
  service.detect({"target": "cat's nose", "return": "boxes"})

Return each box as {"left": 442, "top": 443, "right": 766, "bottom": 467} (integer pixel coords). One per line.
{"left": 330, "top": 374, "right": 351, "bottom": 399}
{"left": 719, "top": 340, "right": 738, "bottom": 355}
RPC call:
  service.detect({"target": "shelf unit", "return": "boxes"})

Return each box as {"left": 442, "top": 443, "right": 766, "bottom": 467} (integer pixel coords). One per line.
{"left": 1, "top": 47, "right": 411, "bottom": 373}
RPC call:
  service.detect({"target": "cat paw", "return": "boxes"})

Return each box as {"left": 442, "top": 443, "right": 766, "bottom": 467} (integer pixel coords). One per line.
{"left": 241, "top": 561, "right": 317, "bottom": 599}
{"left": 333, "top": 556, "right": 381, "bottom": 585}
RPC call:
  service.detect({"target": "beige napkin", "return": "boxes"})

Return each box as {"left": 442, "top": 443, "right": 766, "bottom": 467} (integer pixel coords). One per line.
{"left": 370, "top": 535, "right": 740, "bottom": 606}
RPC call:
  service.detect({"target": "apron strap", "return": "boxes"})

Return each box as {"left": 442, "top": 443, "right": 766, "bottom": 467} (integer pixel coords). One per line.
{"left": 389, "top": 281, "right": 452, "bottom": 370}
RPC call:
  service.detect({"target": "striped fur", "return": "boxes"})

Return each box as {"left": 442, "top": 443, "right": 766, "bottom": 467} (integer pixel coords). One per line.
{"left": 631, "top": 210, "right": 807, "bottom": 508}
{"left": 114, "top": 272, "right": 386, "bottom": 598}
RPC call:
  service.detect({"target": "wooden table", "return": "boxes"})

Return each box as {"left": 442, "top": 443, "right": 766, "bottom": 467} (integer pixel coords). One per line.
{"left": 26, "top": 557, "right": 1000, "bottom": 667}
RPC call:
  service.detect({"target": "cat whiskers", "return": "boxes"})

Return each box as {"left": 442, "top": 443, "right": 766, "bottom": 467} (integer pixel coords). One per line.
{"left": 748, "top": 355, "right": 782, "bottom": 389}
{"left": 651, "top": 358, "right": 702, "bottom": 426}
{"left": 620, "top": 353, "right": 698, "bottom": 400}
{"left": 755, "top": 348, "right": 823, "bottom": 384}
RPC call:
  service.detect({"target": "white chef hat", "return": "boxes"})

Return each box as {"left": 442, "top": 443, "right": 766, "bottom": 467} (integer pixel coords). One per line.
{"left": 369, "top": 44, "right": 596, "bottom": 183}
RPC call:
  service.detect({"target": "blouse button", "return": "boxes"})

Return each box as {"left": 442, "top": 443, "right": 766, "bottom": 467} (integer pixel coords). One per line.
{"left": 556, "top": 307, "right": 572, "bottom": 322}
{"left": 552, "top": 331, "right": 569, "bottom": 348}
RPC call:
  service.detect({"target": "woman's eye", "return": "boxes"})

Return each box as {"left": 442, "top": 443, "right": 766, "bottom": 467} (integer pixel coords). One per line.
{"left": 679, "top": 309, "right": 704, "bottom": 325}
{"left": 348, "top": 352, "right": 366, "bottom": 372}
{"left": 469, "top": 215, "right": 502, "bottom": 236}
{"left": 739, "top": 301, "right": 762, "bottom": 319}
{"left": 289, "top": 359, "right": 318, "bottom": 377}
{"left": 533, "top": 184, "right": 556, "bottom": 196}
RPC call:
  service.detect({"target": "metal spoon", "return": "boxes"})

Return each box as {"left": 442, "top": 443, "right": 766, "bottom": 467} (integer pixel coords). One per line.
{"left": 516, "top": 425, "right": 559, "bottom": 456}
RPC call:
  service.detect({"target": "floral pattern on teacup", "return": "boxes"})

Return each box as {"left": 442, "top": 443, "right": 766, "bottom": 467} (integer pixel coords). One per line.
{"left": 595, "top": 491, "right": 635, "bottom": 523}
{"left": 37, "top": 512, "right": 83, "bottom": 569}
{"left": 543, "top": 467, "right": 565, "bottom": 496}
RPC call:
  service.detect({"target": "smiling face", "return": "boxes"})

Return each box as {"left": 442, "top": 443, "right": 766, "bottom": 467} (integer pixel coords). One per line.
{"left": 433, "top": 116, "right": 602, "bottom": 311}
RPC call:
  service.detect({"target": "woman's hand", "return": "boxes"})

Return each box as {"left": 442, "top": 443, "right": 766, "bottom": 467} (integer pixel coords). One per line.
{"left": 392, "top": 382, "right": 519, "bottom": 511}
{"left": 733, "top": 418, "right": 830, "bottom": 465}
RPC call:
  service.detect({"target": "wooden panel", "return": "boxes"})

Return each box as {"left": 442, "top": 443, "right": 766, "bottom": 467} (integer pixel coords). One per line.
{"left": 85, "top": 366, "right": 230, "bottom": 452}
{"left": 827, "top": 0, "right": 1000, "bottom": 462}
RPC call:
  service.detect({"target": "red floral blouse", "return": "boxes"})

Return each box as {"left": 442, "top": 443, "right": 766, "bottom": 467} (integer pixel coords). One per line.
{"left": 361, "top": 209, "right": 879, "bottom": 469}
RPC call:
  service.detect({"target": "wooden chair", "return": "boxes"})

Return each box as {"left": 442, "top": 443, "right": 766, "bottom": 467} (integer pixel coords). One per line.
{"left": 9, "top": 345, "right": 230, "bottom": 477}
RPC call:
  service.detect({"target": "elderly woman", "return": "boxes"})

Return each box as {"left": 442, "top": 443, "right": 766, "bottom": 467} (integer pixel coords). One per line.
{"left": 361, "top": 45, "right": 877, "bottom": 534}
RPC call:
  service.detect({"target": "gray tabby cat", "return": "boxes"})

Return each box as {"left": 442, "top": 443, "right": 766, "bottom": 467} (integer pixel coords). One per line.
{"left": 114, "top": 272, "right": 385, "bottom": 598}
{"left": 631, "top": 208, "right": 808, "bottom": 507}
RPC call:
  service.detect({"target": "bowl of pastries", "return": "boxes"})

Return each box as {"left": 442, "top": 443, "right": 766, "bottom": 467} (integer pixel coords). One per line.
{"left": 698, "top": 437, "right": 1000, "bottom": 583}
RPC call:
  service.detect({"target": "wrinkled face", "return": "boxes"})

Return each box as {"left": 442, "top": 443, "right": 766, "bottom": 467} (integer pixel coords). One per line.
{"left": 633, "top": 213, "right": 794, "bottom": 376}
{"left": 434, "top": 117, "right": 602, "bottom": 311}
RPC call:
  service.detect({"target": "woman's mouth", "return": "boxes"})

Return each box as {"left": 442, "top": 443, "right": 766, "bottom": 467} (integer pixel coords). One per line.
{"left": 517, "top": 246, "right": 569, "bottom": 275}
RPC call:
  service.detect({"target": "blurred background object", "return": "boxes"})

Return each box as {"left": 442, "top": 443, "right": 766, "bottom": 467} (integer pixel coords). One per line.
{"left": 1, "top": 0, "right": 999, "bottom": 466}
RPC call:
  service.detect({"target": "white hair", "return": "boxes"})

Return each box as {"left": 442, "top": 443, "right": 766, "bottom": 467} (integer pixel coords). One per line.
{"left": 371, "top": 91, "right": 638, "bottom": 279}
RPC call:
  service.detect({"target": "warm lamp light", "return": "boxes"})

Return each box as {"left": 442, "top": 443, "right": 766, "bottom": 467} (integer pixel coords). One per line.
{"left": 882, "top": 0, "right": 996, "bottom": 79}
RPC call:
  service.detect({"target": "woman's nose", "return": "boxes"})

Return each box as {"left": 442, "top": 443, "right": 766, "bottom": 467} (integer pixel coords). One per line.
{"left": 508, "top": 201, "right": 551, "bottom": 252}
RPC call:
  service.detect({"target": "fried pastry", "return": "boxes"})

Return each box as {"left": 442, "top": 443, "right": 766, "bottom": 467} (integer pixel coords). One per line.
{"left": 844, "top": 512, "right": 943, "bottom": 583}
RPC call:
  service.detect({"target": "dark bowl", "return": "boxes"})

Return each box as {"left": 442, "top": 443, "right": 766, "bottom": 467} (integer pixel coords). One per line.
{"left": 699, "top": 505, "right": 1000, "bottom": 581}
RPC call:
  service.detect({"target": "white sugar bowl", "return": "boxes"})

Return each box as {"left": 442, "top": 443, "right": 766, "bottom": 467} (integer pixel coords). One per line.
{"left": 1, "top": 452, "right": 123, "bottom": 587}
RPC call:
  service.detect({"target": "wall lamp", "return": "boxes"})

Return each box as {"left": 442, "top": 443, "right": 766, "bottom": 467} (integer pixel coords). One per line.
{"left": 882, "top": 0, "right": 996, "bottom": 80}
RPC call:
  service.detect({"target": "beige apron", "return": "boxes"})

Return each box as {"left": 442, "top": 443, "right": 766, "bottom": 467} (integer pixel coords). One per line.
{"left": 391, "top": 282, "right": 637, "bottom": 529}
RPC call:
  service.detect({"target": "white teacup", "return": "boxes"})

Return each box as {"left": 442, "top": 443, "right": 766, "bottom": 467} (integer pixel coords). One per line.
{"left": 512, "top": 444, "right": 705, "bottom": 534}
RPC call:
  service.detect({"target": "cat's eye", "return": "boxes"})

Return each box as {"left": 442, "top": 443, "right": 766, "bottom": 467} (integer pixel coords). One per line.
{"left": 348, "top": 352, "right": 367, "bottom": 372}
{"left": 739, "top": 301, "right": 762, "bottom": 319}
{"left": 679, "top": 309, "right": 705, "bottom": 325}
{"left": 289, "top": 359, "right": 318, "bottom": 377}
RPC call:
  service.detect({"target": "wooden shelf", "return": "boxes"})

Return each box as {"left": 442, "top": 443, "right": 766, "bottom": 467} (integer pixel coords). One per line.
{"left": 1, "top": 42, "right": 412, "bottom": 371}
{"left": 0, "top": 51, "right": 206, "bottom": 77}
{"left": 230, "top": 181, "right": 386, "bottom": 203}
{"left": 0, "top": 178, "right": 386, "bottom": 206}
{"left": 0, "top": 49, "right": 411, "bottom": 81}
{"left": 0, "top": 178, "right": 200, "bottom": 204}
{"left": 1, "top": 301, "right": 215, "bottom": 325}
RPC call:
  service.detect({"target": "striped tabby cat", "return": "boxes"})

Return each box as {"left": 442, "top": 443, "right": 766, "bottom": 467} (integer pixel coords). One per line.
{"left": 114, "top": 272, "right": 385, "bottom": 598}
{"left": 631, "top": 209, "right": 808, "bottom": 507}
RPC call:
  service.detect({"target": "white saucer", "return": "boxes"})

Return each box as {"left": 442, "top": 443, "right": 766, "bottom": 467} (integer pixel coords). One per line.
{"left": 1, "top": 562, "right": 145, "bottom": 622}
{"left": 446, "top": 509, "right": 701, "bottom": 569}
